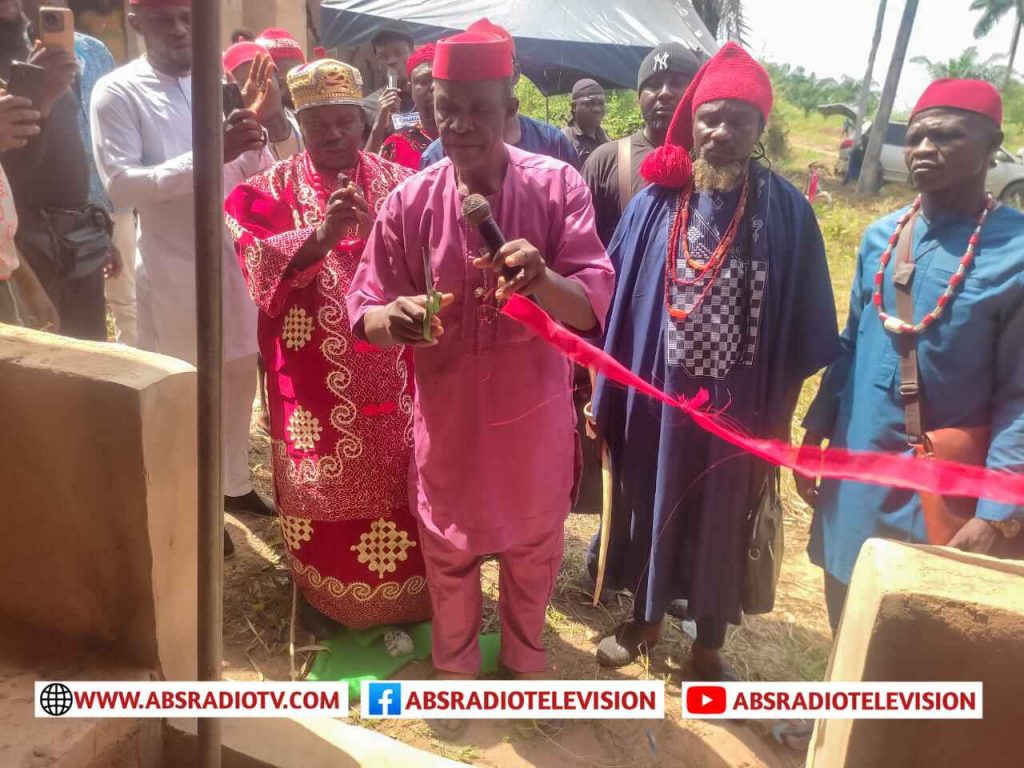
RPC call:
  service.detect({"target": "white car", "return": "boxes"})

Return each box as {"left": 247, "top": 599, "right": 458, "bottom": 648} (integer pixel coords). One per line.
{"left": 854, "top": 121, "right": 1024, "bottom": 207}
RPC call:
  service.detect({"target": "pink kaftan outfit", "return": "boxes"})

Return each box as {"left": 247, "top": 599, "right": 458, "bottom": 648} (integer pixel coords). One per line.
{"left": 225, "top": 150, "right": 431, "bottom": 629}
{"left": 347, "top": 146, "right": 614, "bottom": 672}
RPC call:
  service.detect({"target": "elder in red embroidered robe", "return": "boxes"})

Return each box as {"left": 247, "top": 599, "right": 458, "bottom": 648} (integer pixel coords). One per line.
{"left": 225, "top": 59, "right": 430, "bottom": 630}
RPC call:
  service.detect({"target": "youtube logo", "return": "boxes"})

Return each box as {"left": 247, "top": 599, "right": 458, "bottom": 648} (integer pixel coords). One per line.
{"left": 685, "top": 685, "right": 727, "bottom": 716}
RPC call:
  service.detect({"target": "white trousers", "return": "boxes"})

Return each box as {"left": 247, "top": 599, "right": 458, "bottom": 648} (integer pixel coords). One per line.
{"left": 105, "top": 210, "right": 139, "bottom": 347}
{"left": 223, "top": 354, "right": 258, "bottom": 498}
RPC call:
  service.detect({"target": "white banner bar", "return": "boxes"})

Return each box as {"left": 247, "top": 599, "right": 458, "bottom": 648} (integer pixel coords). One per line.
{"left": 360, "top": 680, "right": 665, "bottom": 719}
{"left": 35, "top": 682, "right": 349, "bottom": 719}
{"left": 681, "top": 682, "right": 983, "bottom": 720}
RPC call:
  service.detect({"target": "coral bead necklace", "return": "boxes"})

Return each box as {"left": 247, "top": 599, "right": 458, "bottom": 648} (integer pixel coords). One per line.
{"left": 873, "top": 194, "right": 994, "bottom": 335}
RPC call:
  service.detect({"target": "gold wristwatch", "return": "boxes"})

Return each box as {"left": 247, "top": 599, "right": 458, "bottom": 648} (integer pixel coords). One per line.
{"left": 987, "top": 519, "right": 1022, "bottom": 538}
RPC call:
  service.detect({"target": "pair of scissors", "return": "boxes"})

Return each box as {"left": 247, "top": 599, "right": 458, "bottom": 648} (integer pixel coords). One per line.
{"left": 422, "top": 248, "right": 443, "bottom": 343}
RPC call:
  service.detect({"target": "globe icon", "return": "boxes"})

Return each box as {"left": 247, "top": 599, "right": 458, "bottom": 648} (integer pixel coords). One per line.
{"left": 40, "top": 683, "right": 73, "bottom": 717}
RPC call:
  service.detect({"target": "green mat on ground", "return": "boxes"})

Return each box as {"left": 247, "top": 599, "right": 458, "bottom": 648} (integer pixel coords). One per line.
{"left": 306, "top": 623, "right": 501, "bottom": 701}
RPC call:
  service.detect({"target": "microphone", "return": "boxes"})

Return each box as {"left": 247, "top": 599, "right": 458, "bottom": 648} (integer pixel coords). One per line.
{"left": 461, "top": 194, "right": 519, "bottom": 280}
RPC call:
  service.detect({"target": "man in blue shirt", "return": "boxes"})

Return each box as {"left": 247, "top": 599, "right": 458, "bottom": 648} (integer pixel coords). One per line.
{"left": 418, "top": 21, "right": 578, "bottom": 170}
{"left": 800, "top": 79, "right": 1024, "bottom": 631}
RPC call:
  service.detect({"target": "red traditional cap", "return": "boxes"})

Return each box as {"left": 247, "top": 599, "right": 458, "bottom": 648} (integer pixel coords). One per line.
{"left": 467, "top": 18, "right": 517, "bottom": 56}
{"left": 257, "top": 28, "right": 306, "bottom": 64}
{"left": 641, "top": 42, "right": 774, "bottom": 188}
{"left": 911, "top": 78, "right": 1003, "bottom": 127}
{"left": 406, "top": 43, "right": 437, "bottom": 79}
{"left": 434, "top": 19, "right": 514, "bottom": 81}
{"left": 222, "top": 42, "right": 269, "bottom": 74}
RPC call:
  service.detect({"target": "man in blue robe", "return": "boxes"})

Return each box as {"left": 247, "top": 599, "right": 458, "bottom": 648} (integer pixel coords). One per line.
{"left": 590, "top": 43, "right": 840, "bottom": 679}
{"left": 801, "top": 79, "right": 1024, "bottom": 632}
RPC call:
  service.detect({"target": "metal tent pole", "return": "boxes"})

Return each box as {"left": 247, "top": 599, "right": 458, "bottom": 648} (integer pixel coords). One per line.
{"left": 193, "top": 0, "right": 224, "bottom": 765}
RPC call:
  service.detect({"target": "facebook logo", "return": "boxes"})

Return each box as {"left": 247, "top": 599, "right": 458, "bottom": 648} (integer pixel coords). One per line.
{"left": 366, "top": 683, "right": 402, "bottom": 716}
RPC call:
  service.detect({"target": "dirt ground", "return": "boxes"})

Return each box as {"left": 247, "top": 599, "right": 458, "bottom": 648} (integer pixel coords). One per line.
{"left": 221, "top": 415, "right": 831, "bottom": 767}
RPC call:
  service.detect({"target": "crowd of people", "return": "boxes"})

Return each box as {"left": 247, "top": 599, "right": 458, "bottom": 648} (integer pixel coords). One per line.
{"left": 1, "top": 0, "right": 1022, "bottom": 742}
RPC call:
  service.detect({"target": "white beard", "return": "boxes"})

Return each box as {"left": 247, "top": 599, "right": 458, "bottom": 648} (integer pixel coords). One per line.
{"left": 692, "top": 151, "right": 748, "bottom": 193}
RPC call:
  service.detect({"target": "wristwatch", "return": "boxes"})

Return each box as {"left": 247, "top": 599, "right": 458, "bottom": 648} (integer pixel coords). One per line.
{"left": 987, "top": 518, "right": 1022, "bottom": 538}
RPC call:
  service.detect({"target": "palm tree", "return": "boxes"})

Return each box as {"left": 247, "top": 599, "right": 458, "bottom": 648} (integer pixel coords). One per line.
{"left": 853, "top": 0, "right": 887, "bottom": 148}
{"left": 858, "top": 0, "right": 919, "bottom": 195}
{"left": 910, "top": 47, "right": 1005, "bottom": 82}
{"left": 971, "top": 0, "right": 1024, "bottom": 85}
{"left": 691, "top": 0, "right": 749, "bottom": 43}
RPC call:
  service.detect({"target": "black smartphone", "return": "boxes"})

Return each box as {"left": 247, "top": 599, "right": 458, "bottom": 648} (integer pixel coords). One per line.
{"left": 222, "top": 81, "right": 243, "bottom": 118}
{"left": 7, "top": 62, "right": 46, "bottom": 108}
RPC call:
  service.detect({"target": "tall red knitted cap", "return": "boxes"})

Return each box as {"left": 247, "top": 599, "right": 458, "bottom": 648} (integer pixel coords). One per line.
{"left": 911, "top": 79, "right": 1003, "bottom": 127}
{"left": 406, "top": 43, "right": 437, "bottom": 78}
{"left": 434, "top": 19, "right": 514, "bottom": 81}
{"left": 641, "top": 42, "right": 774, "bottom": 188}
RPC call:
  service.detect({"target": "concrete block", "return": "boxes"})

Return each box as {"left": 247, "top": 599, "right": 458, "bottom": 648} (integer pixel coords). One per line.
{"left": 166, "top": 717, "right": 462, "bottom": 768}
{"left": 808, "top": 539, "right": 1024, "bottom": 768}
{"left": 0, "top": 660, "right": 155, "bottom": 768}
{"left": 0, "top": 326, "right": 198, "bottom": 681}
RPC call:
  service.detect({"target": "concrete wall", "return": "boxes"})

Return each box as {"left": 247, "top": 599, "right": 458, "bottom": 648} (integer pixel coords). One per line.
{"left": 808, "top": 540, "right": 1024, "bottom": 768}
{"left": 0, "top": 326, "right": 198, "bottom": 681}
{"left": 223, "top": 0, "right": 310, "bottom": 50}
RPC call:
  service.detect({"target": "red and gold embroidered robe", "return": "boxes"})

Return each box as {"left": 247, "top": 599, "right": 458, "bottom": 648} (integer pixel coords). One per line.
{"left": 225, "top": 151, "right": 430, "bottom": 628}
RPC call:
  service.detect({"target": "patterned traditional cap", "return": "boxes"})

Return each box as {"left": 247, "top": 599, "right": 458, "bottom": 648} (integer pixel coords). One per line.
{"left": 287, "top": 59, "right": 364, "bottom": 113}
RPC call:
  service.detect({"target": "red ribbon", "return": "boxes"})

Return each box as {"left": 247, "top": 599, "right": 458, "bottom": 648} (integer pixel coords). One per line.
{"left": 501, "top": 295, "right": 1024, "bottom": 506}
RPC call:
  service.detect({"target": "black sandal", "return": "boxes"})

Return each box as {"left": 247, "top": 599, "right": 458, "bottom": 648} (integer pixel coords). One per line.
{"left": 596, "top": 621, "right": 661, "bottom": 668}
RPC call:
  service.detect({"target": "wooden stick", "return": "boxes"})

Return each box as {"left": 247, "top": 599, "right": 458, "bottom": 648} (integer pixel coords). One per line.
{"left": 593, "top": 439, "right": 613, "bottom": 607}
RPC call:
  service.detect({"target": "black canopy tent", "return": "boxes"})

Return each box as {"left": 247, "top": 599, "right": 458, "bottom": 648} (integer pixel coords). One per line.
{"left": 319, "top": 0, "right": 718, "bottom": 95}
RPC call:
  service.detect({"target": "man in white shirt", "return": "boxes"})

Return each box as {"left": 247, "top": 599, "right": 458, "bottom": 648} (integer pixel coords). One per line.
{"left": 91, "top": 0, "right": 274, "bottom": 533}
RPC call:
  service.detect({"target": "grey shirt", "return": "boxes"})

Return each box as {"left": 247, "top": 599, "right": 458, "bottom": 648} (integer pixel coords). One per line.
{"left": 581, "top": 129, "right": 657, "bottom": 246}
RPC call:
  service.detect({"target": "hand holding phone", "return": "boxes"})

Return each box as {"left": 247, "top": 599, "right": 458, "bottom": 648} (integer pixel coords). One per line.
{"left": 0, "top": 92, "right": 42, "bottom": 151}
{"left": 38, "top": 6, "right": 75, "bottom": 53}
{"left": 6, "top": 62, "right": 46, "bottom": 108}
{"left": 27, "top": 41, "right": 78, "bottom": 115}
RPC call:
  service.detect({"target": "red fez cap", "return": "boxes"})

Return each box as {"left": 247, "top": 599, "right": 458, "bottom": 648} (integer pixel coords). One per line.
{"left": 130, "top": 0, "right": 190, "bottom": 5}
{"left": 406, "top": 43, "right": 437, "bottom": 79}
{"left": 434, "top": 18, "right": 514, "bottom": 81}
{"left": 911, "top": 78, "right": 1003, "bottom": 127}
{"left": 257, "top": 28, "right": 306, "bottom": 65}
{"left": 222, "top": 42, "right": 268, "bottom": 74}
{"left": 467, "top": 18, "right": 516, "bottom": 56}
{"left": 641, "top": 42, "right": 774, "bottom": 188}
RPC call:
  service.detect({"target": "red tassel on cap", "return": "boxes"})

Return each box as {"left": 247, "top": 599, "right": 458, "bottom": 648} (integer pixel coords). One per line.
{"left": 640, "top": 144, "right": 693, "bottom": 188}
